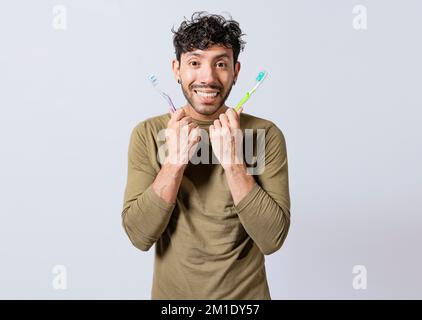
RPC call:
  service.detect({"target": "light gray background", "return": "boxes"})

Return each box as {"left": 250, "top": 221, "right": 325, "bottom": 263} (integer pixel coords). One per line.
{"left": 0, "top": 0, "right": 421, "bottom": 299}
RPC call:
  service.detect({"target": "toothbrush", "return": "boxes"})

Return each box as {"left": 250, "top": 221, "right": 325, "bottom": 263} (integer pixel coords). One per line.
{"left": 148, "top": 74, "right": 177, "bottom": 113}
{"left": 234, "top": 70, "right": 268, "bottom": 112}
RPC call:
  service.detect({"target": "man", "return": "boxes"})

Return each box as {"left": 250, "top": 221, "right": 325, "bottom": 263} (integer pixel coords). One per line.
{"left": 122, "top": 12, "right": 291, "bottom": 300}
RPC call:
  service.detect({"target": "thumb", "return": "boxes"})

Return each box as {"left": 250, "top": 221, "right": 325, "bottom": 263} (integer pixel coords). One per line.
{"left": 171, "top": 107, "right": 185, "bottom": 121}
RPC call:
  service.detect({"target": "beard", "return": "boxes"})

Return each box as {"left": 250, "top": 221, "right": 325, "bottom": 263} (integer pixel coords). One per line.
{"left": 181, "top": 82, "right": 234, "bottom": 115}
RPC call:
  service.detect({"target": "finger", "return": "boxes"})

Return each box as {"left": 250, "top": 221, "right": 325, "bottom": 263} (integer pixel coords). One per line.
{"left": 188, "top": 128, "right": 201, "bottom": 147}
{"left": 171, "top": 108, "right": 185, "bottom": 122}
{"left": 226, "top": 108, "right": 240, "bottom": 129}
{"left": 219, "top": 113, "right": 230, "bottom": 128}
{"left": 219, "top": 114, "right": 232, "bottom": 139}
{"left": 213, "top": 119, "right": 221, "bottom": 130}
{"left": 188, "top": 127, "right": 201, "bottom": 141}
{"left": 188, "top": 131, "right": 202, "bottom": 158}
{"left": 179, "top": 124, "right": 193, "bottom": 145}
{"left": 178, "top": 116, "right": 192, "bottom": 127}
{"left": 237, "top": 107, "right": 243, "bottom": 115}
{"left": 186, "top": 122, "right": 197, "bottom": 133}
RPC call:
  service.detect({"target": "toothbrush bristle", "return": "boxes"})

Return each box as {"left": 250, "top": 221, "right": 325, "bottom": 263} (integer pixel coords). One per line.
{"left": 148, "top": 74, "right": 158, "bottom": 87}
{"left": 256, "top": 71, "right": 266, "bottom": 81}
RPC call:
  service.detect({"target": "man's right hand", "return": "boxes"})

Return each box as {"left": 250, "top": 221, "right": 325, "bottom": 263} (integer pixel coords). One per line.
{"left": 164, "top": 108, "right": 201, "bottom": 168}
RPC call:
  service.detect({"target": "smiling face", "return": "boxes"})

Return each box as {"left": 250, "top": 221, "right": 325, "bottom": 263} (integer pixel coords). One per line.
{"left": 172, "top": 44, "right": 241, "bottom": 119}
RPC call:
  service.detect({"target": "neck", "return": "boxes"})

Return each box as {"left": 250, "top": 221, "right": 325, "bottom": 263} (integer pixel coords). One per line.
{"left": 182, "top": 104, "right": 229, "bottom": 121}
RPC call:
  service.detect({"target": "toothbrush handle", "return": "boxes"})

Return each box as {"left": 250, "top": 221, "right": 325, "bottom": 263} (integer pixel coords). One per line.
{"left": 160, "top": 91, "right": 177, "bottom": 113}
{"left": 234, "top": 92, "right": 250, "bottom": 112}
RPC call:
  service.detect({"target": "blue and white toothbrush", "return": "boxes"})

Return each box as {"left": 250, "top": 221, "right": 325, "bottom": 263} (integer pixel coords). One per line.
{"left": 148, "top": 74, "right": 177, "bottom": 113}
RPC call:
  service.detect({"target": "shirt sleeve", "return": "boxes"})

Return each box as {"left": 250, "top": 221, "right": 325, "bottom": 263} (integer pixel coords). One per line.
{"left": 233, "top": 124, "right": 291, "bottom": 255}
{"left": 121, "top": 123, "right": 175, "bottom": 251}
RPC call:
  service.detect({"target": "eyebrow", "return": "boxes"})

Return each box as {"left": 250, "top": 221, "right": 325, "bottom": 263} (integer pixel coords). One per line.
{"left": 186, "top": 52, "right": 231, "bottom": 60}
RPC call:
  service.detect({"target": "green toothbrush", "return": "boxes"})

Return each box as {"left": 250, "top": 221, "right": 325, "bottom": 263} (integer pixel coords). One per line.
{"left": 234, "top": 70, "right": 268, "bottom": 112}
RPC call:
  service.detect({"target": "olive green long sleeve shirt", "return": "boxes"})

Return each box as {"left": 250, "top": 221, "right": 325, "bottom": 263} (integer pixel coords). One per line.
{"left": 122, "top": 111, "right": 291, "bottom": 299}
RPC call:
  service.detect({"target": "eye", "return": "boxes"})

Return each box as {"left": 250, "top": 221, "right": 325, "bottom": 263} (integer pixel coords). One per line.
{"left": 217, "top": 62, "right": 227, "bottom": 68}
{"left": 189, "top": 61, "right": 200, "bottom": 66}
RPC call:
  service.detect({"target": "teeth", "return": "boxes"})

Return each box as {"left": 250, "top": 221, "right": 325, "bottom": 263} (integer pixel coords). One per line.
{"left": 195, "top": 91, "right": 218, "bottom": 98}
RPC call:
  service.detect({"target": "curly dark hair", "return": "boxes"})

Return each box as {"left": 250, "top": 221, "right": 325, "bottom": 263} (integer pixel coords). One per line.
{"left": 172, "top": 11, "right": 246, "bottom": 68}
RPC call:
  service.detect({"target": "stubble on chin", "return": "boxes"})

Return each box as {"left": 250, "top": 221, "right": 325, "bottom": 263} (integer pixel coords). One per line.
{"left": 193, "top": 104, "right": 222, "bottom": 115}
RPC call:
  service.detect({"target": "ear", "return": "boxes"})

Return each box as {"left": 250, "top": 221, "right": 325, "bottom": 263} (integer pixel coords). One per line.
{"left": 171, "top": 59, "right": 180, "bottom": 82}
{"left": 233, "top": 61, "right": 241, "bottom": 83}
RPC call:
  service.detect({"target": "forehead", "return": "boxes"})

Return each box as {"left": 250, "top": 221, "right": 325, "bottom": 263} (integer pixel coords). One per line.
{"left": 182, "top": 44, "right": 233, "bottom": 60}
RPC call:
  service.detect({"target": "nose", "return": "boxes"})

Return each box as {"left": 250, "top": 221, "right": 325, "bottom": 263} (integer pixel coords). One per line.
{"left": 197, "top": 63, "right": 217, "bottom": 85}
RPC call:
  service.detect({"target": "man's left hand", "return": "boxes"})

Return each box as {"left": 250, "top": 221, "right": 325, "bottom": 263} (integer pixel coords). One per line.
{"left": 209, "top": 107, "right": 244, "bottom": 170}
